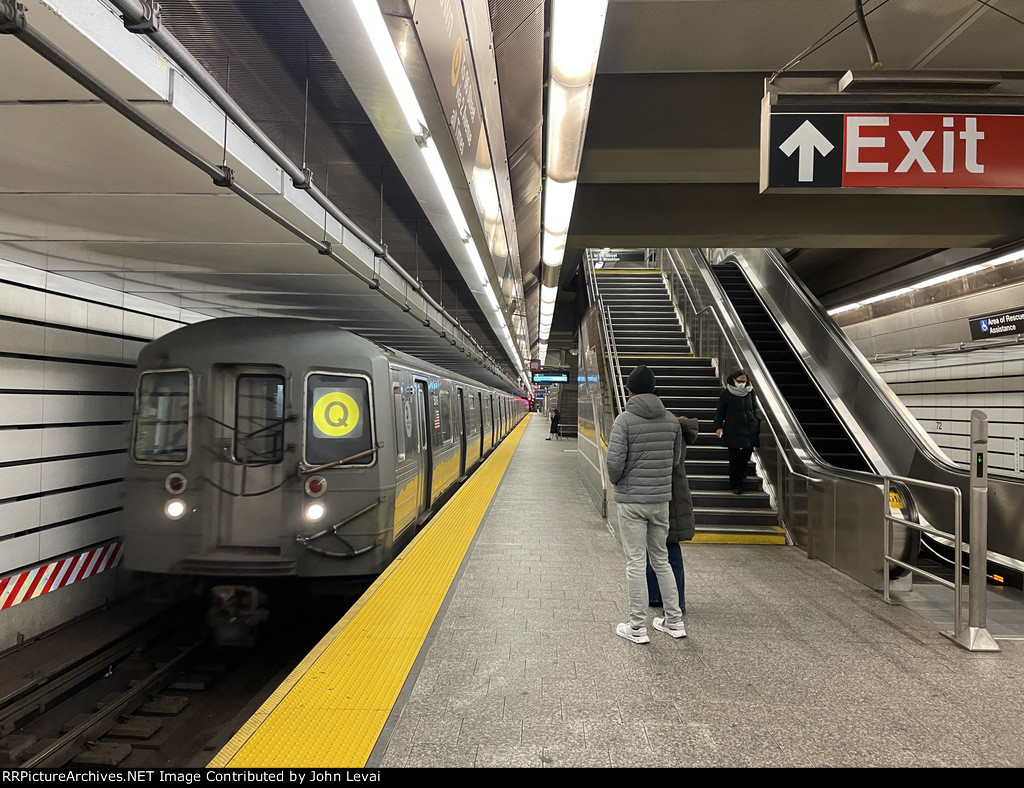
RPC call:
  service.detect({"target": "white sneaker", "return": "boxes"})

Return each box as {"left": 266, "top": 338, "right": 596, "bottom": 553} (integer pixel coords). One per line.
{"left": 615, "top": 623, "right": 649, "bottom": 644}
{"left": 652, "top": 617, "right": 687, "bottom": 638}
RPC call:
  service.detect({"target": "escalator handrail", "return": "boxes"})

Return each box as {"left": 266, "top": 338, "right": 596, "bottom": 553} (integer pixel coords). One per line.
{"left": 756, "top": 247, "right": 962, "bottom": 474}
{"left": 662, "top": 252, "right": 824, "bottom": 486}
{"left": 673, "top": 248, "right": 888, "bottom": 485}
{"left": 708, "top": 251, "right": 877, "bottom": 472}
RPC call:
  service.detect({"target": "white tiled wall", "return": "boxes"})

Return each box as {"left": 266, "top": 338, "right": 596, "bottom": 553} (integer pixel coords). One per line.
{"left": 872, "top": 346, "right": 1024, "bottom": 476}
{"left": 0, "top": 259, "right": 207, "bottom": 578}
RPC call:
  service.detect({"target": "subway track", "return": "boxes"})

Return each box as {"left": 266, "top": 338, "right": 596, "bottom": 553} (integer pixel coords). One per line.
{"left": 0, "top": 583, "right": 363, "bottom": 767}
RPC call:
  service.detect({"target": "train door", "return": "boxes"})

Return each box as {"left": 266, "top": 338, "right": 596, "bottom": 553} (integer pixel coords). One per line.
{"left": 210, "top": 365, "right": 287, "bottom": 547}
{"left": 489, "top": 395, "right": 496, "bottom": 447}
{"left": 457, "top": 388, "right": 467, "bottom": 478}
{"left": 478, "top": 392, "right": 485, "bottom": 457}
{"left": 392, "top": 377, "right": 420, "bottom": 534}
{"left": 415, "top": 380, "right": 432, "bottom": 512}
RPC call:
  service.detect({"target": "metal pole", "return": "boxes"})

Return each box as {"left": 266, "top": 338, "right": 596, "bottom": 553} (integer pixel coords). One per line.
{"left": 952, "top": 410, "right": 1000, "bottom": 651}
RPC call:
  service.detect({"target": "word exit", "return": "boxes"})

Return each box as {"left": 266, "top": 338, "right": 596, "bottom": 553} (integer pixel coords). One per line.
{"left": 762, "top": 110, "right": 1024, "bottom": 192}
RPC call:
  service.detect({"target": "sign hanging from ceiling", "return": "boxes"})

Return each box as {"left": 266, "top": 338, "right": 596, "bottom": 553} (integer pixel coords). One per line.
{"left": 761, "top": 106, "right": 1024, "bottom": 193}
{"left": 413, "top": 0, "right": 486, "bottom": 183}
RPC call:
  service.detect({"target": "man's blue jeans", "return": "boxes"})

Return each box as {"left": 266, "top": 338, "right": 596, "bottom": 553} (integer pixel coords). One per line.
{"left": 646, "top": 542, "right": 685, "bottom": 610}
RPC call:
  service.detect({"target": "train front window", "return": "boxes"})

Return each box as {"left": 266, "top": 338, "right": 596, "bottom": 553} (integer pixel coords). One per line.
{"left": 133, "top": 370, "right": 191, "bottom": 463}
{"left": 305, "top": 373, "right": 374, "bottom": 466}
{"left": 235, "top": 375, "right": 285, "bottom": 464}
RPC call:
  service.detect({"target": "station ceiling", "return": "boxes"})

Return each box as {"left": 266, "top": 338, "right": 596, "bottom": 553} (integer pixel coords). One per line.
{"left": 3, "top": 0, "right": 1024, "bottom": 388}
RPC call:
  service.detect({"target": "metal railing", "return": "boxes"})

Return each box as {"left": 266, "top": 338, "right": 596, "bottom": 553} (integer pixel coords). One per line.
{"left": 882, "top": 476, "right": 964, "bottom": 636}
{"left": 583, "top": 251, "right": 627, "bottom": 415}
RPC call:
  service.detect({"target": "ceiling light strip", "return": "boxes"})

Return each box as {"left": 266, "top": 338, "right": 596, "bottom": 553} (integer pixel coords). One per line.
{"left": 538, "top": 0, "right": 608, "bottom": 364}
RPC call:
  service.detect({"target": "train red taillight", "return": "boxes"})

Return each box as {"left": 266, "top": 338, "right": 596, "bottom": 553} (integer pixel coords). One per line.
{"left": 165, "top": 473, "right": 187, "bottom": 494}
{"left": 304, "top": 476, "right": 326, "bottom": 497}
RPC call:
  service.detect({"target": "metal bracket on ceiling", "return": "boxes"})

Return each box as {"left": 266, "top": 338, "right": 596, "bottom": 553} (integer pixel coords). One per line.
{"left": 122, "top": 0, "right": 162, "bottom": 34}
{"left": 294, "top": 167, "right": 314, "bottom": 191}
{"left": 0, "top": 1, "right": 26, "bottom": 34}
{"left": 212, "top": 165, "right": 234, "bottom": 188}
{"left": 318, "top": 241, "right": 333, "bottom": 256}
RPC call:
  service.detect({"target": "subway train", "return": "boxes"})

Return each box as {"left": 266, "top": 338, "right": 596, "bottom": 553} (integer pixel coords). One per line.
{"left": 122, "top": 317, "right": 526, "bottom": 632}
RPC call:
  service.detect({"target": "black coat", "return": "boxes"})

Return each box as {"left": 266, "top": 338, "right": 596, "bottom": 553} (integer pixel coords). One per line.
{"left": 549, "top": 411, "right": 560, "bottom": 432}
{"left": 668, "top": 417, "right": 700, "bottom": 542}
{"left": 714, "top": 388, "right": 760, "bottom": 449}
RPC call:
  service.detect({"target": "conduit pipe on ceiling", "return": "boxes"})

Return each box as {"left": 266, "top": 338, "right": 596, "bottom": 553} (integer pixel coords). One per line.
{"left": 105, "top": 0, "right": 515, "bottom": 381}
{"left": 0, "top": 2, "right": 518, "bottom": 389}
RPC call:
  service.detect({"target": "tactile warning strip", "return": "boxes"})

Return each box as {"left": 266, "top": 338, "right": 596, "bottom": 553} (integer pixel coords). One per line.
{"left": 209, "top": 415, "right": 531, "bottom": 768}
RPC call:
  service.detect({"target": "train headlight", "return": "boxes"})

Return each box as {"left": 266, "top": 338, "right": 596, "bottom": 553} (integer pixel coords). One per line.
{"left": 165, "top": 499, "right": 187, "bottom": 520}
{"left": 304, "top": 475, "right": 326, "bottom": 497}
{"left": 304, "top": 502, "right": 326, "bottom": 522}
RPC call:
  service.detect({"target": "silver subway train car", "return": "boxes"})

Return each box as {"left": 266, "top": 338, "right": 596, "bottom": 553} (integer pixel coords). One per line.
{"left": 122, "top": 317, "right": 526, "bottom": 597}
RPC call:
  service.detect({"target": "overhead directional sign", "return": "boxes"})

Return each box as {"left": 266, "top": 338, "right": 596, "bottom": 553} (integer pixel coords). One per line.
{"left": 761, "top": 104, "right": 1024, "bottom": 193}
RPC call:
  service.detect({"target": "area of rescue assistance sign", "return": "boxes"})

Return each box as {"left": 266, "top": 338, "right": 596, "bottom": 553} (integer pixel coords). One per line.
{"left": 760, "top": 105, "right": 1024, "bottom": 193}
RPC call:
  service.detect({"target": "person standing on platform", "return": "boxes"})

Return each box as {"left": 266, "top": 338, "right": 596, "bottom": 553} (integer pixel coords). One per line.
{"left": 647, "top": 414, "right": 699, "bottom": 613}
{"left": 714, "top": 369, "right": 761, "bottom": 494}
{"left": 606, "top": 365, "right": 687, "bottom": 643}
{"left": 546, "top": 407, "right": 560, "bottom": 440}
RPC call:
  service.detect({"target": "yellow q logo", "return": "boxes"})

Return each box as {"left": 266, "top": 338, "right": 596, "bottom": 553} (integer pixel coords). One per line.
{"left": 451, "top": 37, "right": 462, "bottom": 87}
{"left": 312, "top": 392, "right": 360, "bottom": 437}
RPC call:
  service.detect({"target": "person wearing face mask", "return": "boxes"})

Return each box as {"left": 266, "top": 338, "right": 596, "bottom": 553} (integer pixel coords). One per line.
{"left": 714, "top": 369, "right": 761, "bottom": 495}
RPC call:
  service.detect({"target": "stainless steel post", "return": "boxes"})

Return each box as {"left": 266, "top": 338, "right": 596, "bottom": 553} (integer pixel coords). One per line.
{"left": 953, "top": 410, "right": 1000, "bottom": 651}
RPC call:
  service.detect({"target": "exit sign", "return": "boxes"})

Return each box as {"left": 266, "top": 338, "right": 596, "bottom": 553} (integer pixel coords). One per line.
{"left": 761, "top": 106, "right": 1024, "bottom": 193}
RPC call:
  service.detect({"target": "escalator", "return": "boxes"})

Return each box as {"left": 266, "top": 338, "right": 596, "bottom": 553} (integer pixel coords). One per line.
{"left": 684, "top": 247, "right": 1024, "bottom": 587}
{"left": 711, "top": 263, "right": 871, "bottom": 473}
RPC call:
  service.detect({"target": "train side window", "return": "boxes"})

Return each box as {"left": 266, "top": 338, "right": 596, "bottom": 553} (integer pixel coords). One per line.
{"left": 133, "top": 370, "right": 191, "bottom": 463}
{"left": 465, "top": 394, "right": 477, "bottom": 434}
{"left": 393, "top": 385, "right": 407, "bottom": 462}
{"left": 235, "top": 374, "right": 285, "bottom": 465}
{"left": 305, "top": 373, "right": 374, "bottom": 466}
{"left": 439, "top": 389, "right": 454, "bottom": 444}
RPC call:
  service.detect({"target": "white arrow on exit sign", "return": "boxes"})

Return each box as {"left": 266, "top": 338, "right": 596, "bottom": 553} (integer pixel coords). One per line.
{"left": 778, "top": 120, "right": 835, "bottom": 182}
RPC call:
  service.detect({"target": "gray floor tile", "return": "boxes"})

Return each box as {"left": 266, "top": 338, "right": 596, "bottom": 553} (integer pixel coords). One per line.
{"left": 371, "top": 417, "right": 1024, "bottom": 769}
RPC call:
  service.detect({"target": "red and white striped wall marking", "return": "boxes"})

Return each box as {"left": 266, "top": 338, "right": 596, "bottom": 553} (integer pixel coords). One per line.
{"left": 0, "top": 539, "right": 123, "bottom": 612}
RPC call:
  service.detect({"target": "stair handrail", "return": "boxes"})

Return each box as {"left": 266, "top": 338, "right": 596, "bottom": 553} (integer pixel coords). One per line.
{"left": 583, "top": 251, "right": 627, "bottom": 415}
{"left": 603, "top": 303, "right": 629, "bottom": 410}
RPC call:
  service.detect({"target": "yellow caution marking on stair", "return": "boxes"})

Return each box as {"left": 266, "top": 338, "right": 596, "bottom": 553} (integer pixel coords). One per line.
{"left": 690, "top": 531, "right": 787, "bottom": 545}
{"left": 209, "top": 416, "right": 531, "bottom": 768}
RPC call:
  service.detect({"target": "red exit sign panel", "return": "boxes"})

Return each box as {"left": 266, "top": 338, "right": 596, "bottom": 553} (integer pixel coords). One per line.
{"left": 843, "top": 114, "right": 1024, "bottom": 189}
{"left": 762, "top": 109, "right": 1024, "bottom": 192}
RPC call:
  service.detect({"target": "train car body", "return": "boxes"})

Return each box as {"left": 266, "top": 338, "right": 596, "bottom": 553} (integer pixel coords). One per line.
{"left": 122, "top": 317, "right": 525, "bottom": 589}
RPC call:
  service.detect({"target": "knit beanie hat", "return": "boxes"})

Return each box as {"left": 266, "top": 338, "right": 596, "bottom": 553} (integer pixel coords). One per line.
{"left": 627, "top": 365, "right": 656, "bottom": 395}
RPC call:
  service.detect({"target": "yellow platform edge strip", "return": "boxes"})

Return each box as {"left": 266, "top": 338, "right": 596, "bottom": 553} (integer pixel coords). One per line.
{"left": 209, "top": 415, "right": 531, "bottom": 768}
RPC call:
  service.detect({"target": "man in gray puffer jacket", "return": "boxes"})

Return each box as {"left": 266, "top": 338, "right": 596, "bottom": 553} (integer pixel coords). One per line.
{"left": 606, "top": 365, "right": 687, "bottom": 643}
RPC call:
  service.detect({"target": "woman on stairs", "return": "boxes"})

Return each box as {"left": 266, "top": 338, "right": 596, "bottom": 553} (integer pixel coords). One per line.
{"left": 714, "top": 369, "right": 761, "bottom": 495}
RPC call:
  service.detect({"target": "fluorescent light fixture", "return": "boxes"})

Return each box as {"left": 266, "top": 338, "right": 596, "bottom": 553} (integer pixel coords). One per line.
{"left": 464, "top": 237, "right": 489, "bottom": 285}
{"left": 859, "top": 288, "right": 913, "bottom": 305}
{"left": 353, "top": 0, "right": 525, "bottom": 370}
{"left": 984, "top": 251, "right": 1022, "bottom": 267}
{"left": 913, "top": 264, "right": 986, "bottom": 290}
{"left": 422, "top": 139, "right": 471, "bottom": 239}
{"left": 538, "top": 0, "right": 608, "bottom": 354}
{"left": 827, "top": 303, "right": 862, "bottom": 315}
{"left": 352, "top": 0, "right": 425, "bottom": 135}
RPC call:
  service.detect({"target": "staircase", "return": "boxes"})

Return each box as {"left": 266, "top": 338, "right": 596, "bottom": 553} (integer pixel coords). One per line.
{"left": 710, "top": 262, "right": 870, "bottom": 473}
{"left": 595, "top": 268, "right": 784, "bottom": 543}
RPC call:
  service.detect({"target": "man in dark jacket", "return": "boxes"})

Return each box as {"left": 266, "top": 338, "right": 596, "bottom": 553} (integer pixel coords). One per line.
{"left": 606, "top": 365, "right": 687, "bottom": 643}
